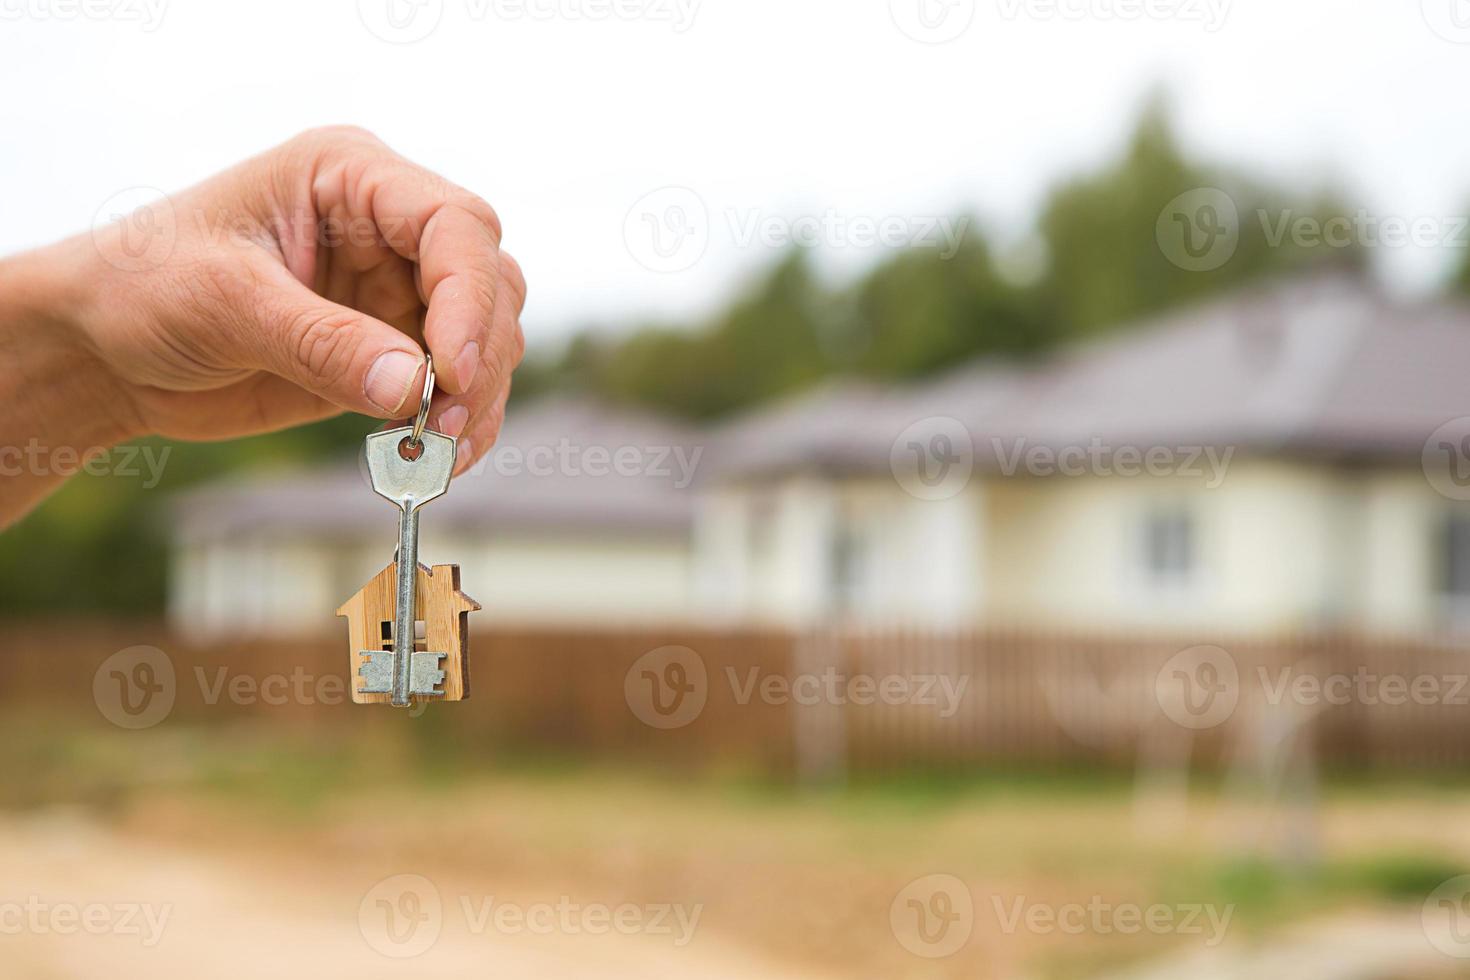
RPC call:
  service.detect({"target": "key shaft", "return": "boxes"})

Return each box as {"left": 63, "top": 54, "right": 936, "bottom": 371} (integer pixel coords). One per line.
{"left": 391, "top": 505, "right": 421, "bottom": 706}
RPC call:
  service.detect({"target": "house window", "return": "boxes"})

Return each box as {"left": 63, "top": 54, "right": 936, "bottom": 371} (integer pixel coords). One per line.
{"left": 1141, "top": 506, "right": 1194, "bottom": 586}
{"left": 1440, "top": 514, "right": 1470, "bottom": 598}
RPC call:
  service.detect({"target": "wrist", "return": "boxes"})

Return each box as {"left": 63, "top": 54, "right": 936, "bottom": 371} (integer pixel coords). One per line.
{"left": 0, "top": 239, "right": 143, "bottom": 452}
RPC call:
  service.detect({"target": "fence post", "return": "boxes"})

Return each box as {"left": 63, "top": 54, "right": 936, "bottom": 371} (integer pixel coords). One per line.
{"left": 791, "top": 626, "right": 847, "bottom": 786}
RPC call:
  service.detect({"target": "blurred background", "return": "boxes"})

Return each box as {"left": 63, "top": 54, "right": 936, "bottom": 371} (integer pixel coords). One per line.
{"left": 7, "top": 1, "right": 1470, "bottom": 977}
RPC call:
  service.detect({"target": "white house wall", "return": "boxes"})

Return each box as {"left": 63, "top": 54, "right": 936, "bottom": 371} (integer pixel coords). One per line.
{"left": 173, "top": 531, "right": 695, "bottom": 639}
{"left": 693, "top": 476, "right": 985, "bottom": 627}
{"left": 446, "top": 533, "right": 694, "bottom": 626}
{"left": 169, "top": 538, "right": 342, "bottom": 641}
{"left": 982, "top": 459, "right": 1467, "bottom": 634}
{"left": 984, "top": 460, "right": 1341, "bottom": 631}
{"left": 692, "top": 488, "right": 752, "bottom": 623}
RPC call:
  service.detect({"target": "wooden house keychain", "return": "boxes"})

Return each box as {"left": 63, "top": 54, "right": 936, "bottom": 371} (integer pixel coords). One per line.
{"left": 337, "top": 353, "right": 481, "bottom": 706}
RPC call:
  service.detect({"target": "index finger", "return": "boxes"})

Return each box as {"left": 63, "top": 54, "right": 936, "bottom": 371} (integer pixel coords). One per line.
{"left": 314, "top": 144, "right": 504, "bottom": 398}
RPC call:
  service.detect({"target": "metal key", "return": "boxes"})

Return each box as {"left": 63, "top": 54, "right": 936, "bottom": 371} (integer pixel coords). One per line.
{"left": 357, "top": 364, "right": 457, "bottom": 706}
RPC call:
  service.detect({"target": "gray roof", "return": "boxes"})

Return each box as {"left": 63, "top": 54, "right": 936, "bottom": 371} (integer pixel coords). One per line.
{"left": 173, "top": 397, "right": 703, "bottom": 544}
{"left": 707, "top": 273, "right": 1470, "bottom": 477}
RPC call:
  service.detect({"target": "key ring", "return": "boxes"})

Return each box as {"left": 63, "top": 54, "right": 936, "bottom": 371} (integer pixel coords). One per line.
{"left": 409, "top": 351, "right": 435, "bottom": 448}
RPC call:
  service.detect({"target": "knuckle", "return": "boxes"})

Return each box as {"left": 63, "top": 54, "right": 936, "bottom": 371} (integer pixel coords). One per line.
{"left": 481, "top": 328, "right": 523, "bottom": 398}
{"left": 469, "top": 274, "right": 499, "bottom": 320}
{"left": 284, "top": 127, "right": 391, "bottom": 180}
{"left": 481, "top": 344, "right": 510, "bottom": 395}
{"left": 450, "top": 194, "right": 502, "bottom": 242}
{"left": 471, "top": 408, "right": 507, "bottom": 455}
{"left": 486, "top": 398, "right": 508, "bottom": 438}
{"left": 293, "top": 124, "right": 384, "bottom": 150}
{"left": 509, "top": 323, "right": 527, "bottom": 365}
{"left": 500, "top": 253, "right": 528, "bottom": 310}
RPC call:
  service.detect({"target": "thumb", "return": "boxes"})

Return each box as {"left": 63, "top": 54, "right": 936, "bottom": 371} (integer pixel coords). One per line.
{"left": 235, "top": 262, "right": 427, "bottom": 418}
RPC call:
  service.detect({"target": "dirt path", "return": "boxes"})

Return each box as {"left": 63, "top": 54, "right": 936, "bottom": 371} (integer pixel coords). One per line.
{"left": 0, "top": 810, "right": 822, "bottom": 980}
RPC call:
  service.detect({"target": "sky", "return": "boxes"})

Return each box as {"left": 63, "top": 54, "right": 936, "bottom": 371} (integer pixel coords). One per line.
{"left": 4, "top": 0, "right": 1470, "bottom": 347}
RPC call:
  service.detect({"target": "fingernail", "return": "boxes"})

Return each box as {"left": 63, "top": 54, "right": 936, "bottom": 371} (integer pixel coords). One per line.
{"left": 454, "top": 438, "right": 474, "bottom": 475}
{"left": 438, "top": 405, "right": 469, "bottom": 438}
{"left": 365, "top": 350, "right": 422, "bottom": 414}
{"left": 455, "top": 342, "right": 480, "bottom": 391}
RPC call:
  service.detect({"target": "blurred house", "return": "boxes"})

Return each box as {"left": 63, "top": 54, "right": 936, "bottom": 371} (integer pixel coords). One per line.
{"left": 170, "top": 274, "right": 1470, "bottom": 639}
{"left": 169, "top": 399, "right": 702, "bottom": 638}
{"left": 699, "top": 274, "right": 1470, "bottom": 634}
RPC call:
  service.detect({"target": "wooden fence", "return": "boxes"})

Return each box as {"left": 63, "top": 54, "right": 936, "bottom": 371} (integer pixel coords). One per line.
{"left": 7, "top": 621, "right": 1470, "bottom": 775}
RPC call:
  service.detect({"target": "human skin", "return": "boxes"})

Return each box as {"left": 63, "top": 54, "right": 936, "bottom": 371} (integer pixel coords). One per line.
{"left": 0, "top": 126, "right": 525, "bottom": 526}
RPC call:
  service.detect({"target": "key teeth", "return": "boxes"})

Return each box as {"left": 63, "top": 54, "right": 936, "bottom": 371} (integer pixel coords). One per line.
{"left": 358, "top": 651, "right": 394, "bottom": 694}
{"left": 409, "top": 651, "right": 448, "bottom": 698}
{"left": 359, "top": 651, "right": 447, "bottom": 699}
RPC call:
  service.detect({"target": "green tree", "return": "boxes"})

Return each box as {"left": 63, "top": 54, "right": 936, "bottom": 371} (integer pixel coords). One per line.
{"left": 1037, "top": 95, "right": 1362, "bottom": 336}
{"left": 568, "top": 251, "right": 833, "bottom": 420}
{"left": 831, "top": 231, "right": 1050, "bottom": 379}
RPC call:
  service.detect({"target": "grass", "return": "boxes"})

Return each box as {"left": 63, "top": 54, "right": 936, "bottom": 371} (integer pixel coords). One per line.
{"left": 8, "top": 716, "right": 1470, "bottom": 978}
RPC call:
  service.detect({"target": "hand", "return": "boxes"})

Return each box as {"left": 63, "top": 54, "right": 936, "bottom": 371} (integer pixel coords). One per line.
{"left": 0, "top": 126, "right": 524, "bottom": 522}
